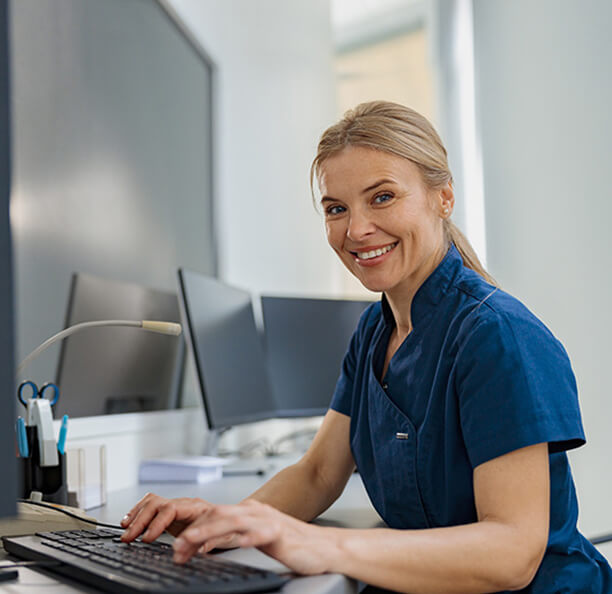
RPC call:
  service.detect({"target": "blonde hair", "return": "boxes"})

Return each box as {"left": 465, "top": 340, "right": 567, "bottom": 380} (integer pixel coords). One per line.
{"left": 310, "top": 101, "right": 496, "bottom": 285}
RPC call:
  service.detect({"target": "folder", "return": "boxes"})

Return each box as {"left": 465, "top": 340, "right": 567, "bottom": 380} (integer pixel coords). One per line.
{"left": 138, "top": 455, "right": 227, "bottom": 484}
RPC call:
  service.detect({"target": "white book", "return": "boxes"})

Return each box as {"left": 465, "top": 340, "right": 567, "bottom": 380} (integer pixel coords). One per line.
{"left": 138, "top": 455, "right": 227, "bottom": 484}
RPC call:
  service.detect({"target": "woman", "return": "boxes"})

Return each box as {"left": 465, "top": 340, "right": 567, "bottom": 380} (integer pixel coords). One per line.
{"left": 121, "top": 101, "right": 611, "bottom": 592}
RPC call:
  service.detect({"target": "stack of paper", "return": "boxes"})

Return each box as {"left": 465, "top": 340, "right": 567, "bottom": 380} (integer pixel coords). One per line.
{"left": 138, "top": 455, "right": 227, "bottom": 484}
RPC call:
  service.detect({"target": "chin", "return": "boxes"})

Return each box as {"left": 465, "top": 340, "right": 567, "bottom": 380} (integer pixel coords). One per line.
{"left": 354, "top": 275, "right": 392, "bottom": 294}
{"left": 342, "top": 259, "right": 395, "bottom": 293}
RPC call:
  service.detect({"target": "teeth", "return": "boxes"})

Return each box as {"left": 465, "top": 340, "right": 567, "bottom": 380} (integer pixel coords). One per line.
{"left": 357, "top": 243, "right": 395, "bottom": 260}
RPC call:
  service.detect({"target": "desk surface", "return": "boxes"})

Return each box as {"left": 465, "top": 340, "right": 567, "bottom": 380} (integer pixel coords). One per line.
{"left": 2, "top": 459, "right": 382, "bottom": 594}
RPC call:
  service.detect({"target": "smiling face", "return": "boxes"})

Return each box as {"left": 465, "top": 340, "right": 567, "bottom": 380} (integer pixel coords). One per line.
{"left": 319, "top": 145, "right": 454, "bottom": 300}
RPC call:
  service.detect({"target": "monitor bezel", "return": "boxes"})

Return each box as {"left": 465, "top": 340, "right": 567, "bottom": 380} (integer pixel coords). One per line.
{"left": 178, "top": 268, "right": 279, "bottom": 431}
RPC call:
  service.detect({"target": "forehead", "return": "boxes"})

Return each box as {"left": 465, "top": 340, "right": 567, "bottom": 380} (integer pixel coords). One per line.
{"left": 318, "top": 146, "right": 422, "bottom": 195}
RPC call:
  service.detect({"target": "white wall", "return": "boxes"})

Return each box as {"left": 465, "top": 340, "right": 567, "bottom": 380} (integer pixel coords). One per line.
{"left": 167, "top": 0, "right": 338, "bottom": 297}
{"left": 472, "top": 0, "right": 612, "bottom": 537}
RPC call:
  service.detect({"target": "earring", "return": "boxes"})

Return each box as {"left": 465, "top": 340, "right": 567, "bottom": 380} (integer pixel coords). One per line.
{"left": 443, "top": 207, "right": 450, "bottom": 216}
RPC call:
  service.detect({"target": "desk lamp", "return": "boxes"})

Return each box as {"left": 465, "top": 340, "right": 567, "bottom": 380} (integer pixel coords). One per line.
{"left": 18, "top": 319, "right": 182, "bottom": 375}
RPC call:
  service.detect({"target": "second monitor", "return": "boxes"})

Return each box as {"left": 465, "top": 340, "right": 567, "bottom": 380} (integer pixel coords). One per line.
{"left": 261, "top": 295, "right": 371, "bottom": 417}
{"left": 178, "top": 267, "right": 372, "bottom": 431}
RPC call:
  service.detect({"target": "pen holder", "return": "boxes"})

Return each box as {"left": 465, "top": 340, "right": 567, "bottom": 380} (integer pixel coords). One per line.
{"left": 21, "top": 425, "right": 67, "bottom": 505}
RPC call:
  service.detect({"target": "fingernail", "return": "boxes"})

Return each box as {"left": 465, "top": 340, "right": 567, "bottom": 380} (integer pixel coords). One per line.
{"left": 183, "top": 529, "right": 199, "bottom": 539}
{"left": 120, "top": 515, "right": 130, "bottom": 526}
{"left": 174, "top": 537, "right": 187, "bottom": 551}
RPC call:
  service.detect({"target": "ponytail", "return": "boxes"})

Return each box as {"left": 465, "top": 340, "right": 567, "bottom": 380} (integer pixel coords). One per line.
{"left": 444, "top": 220, "right": 497, "bottom": 286}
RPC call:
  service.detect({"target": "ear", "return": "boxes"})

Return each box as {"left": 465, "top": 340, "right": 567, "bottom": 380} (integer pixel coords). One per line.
{"left": 439, "top": 183, "right": 455, "bottom": 219}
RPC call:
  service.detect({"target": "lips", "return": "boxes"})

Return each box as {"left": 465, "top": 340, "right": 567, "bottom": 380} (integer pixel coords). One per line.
{"left": 349, "top": 241, "right": 398, "bottom": 262}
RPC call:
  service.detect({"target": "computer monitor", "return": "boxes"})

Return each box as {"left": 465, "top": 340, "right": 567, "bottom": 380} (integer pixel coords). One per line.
{"left": 55, "top": 273, "right": 184, "bottom": 418}
{"left": 261, "top": 296, "right": 372, "bottom": 417}
{"left": 0, "top": 0, "right": 17, "bottom": 519}
{"left": 178, "top": 268, "right": 277, "bottom": 430}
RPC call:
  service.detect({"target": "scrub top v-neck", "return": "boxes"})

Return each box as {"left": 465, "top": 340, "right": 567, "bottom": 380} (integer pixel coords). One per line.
{"left": 330, "top": 244, "right": 611, "bottom": 593}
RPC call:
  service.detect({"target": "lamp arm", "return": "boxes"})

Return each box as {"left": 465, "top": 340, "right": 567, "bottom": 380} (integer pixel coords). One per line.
{"left": 17, "top": 319, "right": 181, "bottom": 376}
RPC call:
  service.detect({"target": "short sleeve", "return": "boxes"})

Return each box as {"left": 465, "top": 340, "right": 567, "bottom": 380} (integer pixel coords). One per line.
{"left": 455, "top": 307, "right": 585, "bottom": 469}
{"left": 329, "top": 342, "right": 356, "bottom": 416}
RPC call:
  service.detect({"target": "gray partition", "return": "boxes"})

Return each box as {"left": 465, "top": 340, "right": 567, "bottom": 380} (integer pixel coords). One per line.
{"left": 1, "top": 0, "right": 17, "bottom": 518}
{"left": 10, "top": 0, "right": 216, "bottom": 385}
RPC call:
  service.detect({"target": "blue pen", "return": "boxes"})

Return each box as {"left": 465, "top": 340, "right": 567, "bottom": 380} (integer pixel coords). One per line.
{"left": 16, "top": 417, "right": 29, "bottom": 458}
{"left": 57, "top": 414, "right": 68, "bottom": 455}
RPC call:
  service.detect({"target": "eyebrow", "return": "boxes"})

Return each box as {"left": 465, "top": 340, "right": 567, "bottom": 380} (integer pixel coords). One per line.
{"left": 320, "top": 178, "right": 396, "bottom": 203}
{"left": 362, "top": 178, "right": 395, "bottom": 194}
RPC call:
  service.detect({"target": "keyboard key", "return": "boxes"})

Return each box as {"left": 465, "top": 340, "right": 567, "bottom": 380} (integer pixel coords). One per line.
{"left": 4, "top": 529, "right": 290, "bottom": 593}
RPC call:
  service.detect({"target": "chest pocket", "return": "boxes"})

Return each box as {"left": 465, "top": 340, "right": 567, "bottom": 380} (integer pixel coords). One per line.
{"left": 350, "top": 376, "right": 430, "bottom": 529}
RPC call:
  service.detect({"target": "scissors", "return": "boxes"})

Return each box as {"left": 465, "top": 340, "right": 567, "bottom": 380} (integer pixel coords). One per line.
{"left": 17, "top": 380, "right": 60, "bottom": 408}
{"left": 17, "top": 381, "right": 60, "bottom": 466}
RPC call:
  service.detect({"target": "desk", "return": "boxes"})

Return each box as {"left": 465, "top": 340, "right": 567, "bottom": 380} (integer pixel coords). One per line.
{"left": 1, "top": 461, "right": 383, "bottom": 593}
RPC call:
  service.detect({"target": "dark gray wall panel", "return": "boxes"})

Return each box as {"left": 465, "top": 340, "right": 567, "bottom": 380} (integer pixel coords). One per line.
{"left": 1, "top": 0, "right": 17, "bottom": 518}
{"left": 10, "top": 0, "right": 215, "bottom": 383}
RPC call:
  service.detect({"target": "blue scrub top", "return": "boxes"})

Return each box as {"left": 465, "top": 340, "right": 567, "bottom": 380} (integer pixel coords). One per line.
{"left": 331, "top": 244, "right": 611, "bottom": 593}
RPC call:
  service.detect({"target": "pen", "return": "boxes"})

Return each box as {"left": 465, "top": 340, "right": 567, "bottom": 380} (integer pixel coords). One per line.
{"left": 16, "top": 417, "right": 29, "bottom": 458}
{"left": 222, "top": 468, "right": 267, "bottom": 477}
{"left": 57, "top": 414, "right": 68, "bottom": 455}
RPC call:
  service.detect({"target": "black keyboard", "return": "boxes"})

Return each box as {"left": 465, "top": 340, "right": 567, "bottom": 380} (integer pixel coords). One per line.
{"left": 2, "top": 528, "right": 289, "bottom": 593}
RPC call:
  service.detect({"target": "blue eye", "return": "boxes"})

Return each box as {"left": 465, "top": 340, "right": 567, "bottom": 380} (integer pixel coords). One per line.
{"left": 374, "top": 193, "right": 393, "bottom": 204}
{"left": 325, "top": 204, "right": 346, "bottom": 216}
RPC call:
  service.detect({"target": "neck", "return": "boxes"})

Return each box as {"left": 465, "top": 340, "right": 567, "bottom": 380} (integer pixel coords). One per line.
{"left": 384, "top": 242, "right": 448, "bottom": 334}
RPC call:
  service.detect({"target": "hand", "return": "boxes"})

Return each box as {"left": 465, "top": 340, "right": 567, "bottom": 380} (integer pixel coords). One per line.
{"left": 120, "top": 493, "right": 237, "bottom": 550}
{"left": 173, "top": 499, "right": 334, "bottom": 575}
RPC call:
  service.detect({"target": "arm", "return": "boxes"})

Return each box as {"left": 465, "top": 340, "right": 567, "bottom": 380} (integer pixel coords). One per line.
{"left": 121, "top": 409, "right": 354, "bottom": 542}
{"left": 323, "top": 442, "right": 550, "bottom": 592}
{"left": 173, "top": 442, "right": 550, "bottom": 593}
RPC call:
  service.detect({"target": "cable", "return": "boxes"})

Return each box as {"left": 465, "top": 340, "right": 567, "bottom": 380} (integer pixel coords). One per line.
{"left": 0, "top": 560, "right": 62, "bottom": 569}
{"left": 217, "top": 437, "right": 271, "bottom": 458}
{"left": 17, "top": 499, "right": 123, "bottom": 530}
{"left": 266, "top": 427, "right": 318, "bottom": 456}
{"left": 0, "top": 560, "right": 63, "bottom": 583}
{"left": 219, "top": 427, "right": 318, "bottom": 458}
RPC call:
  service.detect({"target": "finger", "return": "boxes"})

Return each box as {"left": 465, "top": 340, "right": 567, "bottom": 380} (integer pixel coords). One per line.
{"left": 140, "top": 500, "right": 182, "bottom": 542}
{"left": 120, "top": 492, "right": 156, "bottom": 527}
{"left": 136, "top": 497, "right": 216, "bottom": 544}
{"left": 173, "top": 505, "right": 270, "bottom": 563}
{"left": 140, "top": 498, "right": 212, "bottom": 542}
{"left": 201, "top": 533, "right": 240, "bottom": 553}
{"left": 173, "top": 508, "right": 244, "bottom": 563}
{"left": 121, "top": 495, "right": 168, "bottom": 542}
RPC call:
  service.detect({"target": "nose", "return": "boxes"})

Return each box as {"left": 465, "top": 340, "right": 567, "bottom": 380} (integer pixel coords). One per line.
{"left": 346, "top": 208, "right": 376, "bottom": 242}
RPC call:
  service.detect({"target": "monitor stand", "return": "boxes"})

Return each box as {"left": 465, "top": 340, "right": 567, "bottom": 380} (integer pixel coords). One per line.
{"left": 202, "top": 429, "right": 224, "bottom": 457}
